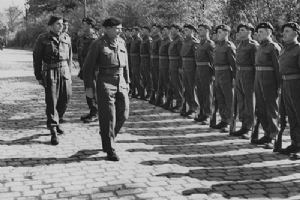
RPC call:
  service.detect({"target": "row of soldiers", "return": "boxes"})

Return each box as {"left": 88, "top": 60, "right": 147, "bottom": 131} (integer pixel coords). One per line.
{"left": 121, "top": 21, "right": 300, "bottom": 160}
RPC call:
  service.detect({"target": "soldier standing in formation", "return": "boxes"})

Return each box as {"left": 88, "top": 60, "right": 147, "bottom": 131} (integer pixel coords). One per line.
{"left": 211, "top": 24, "right": 236, "bottom": 132}
{"left": 180, "top": 24, "right": 199, "bottom": 117}
{"left": 83, "top": 17, "right": 130, "bottom": 161}
{"left": 149, "top": 24, "right": 162, "bottom": 104}
{"left": 129, "top": 27, "right": 142, "bottom": 98}
{"left": 230, "top": 23, "right": 258, "bottom": 137}
{"left": 77, "top": 17, "right": 98, "bottom": 123}
{"left": 33, "top": 16, "right": 73, "bottom": 145}
{"left": 194, "top": 24, "right": 215, "bottom": 124}
{"left": 278, "top": 22, "right": 300, "bottom": 159}
{"left": 251, "top": 22, "right": 281, "bottom": 148}
{"left": 140, "top": 26, "right": 152, "bottom": 100}
{"left": 168, "top": 24, "right": 184, "bottom": 112}
{"left": 157, "top": 26, "right": 172, "bottom": 108}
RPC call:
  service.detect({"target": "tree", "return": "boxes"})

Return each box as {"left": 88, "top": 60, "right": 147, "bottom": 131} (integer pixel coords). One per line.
{"left": 5, "top": 6, "right": 23, "bottom": 33}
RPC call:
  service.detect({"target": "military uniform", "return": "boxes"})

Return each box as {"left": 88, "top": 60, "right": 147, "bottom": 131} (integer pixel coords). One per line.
{"left": 77, "top": 31, "right": 98, "bottom": 119}
{"left": 168, "top": 33, "right": 184, "bottom": 110}
{"left": 157, "top": 35, "right": 171, "bottom": 107}
{"left": 33, "top": 30, "right": 72, "bottom": 139}
{"left": 213, "top": 40, "right": 236, "bottom": 125}
{"left": 150, "top": 33, "right": 162, "bottom": 103}
{"left": 130, "top": 35, "right": 142, "bottom": 97}
{"left": 235, "top": 38, "right": 258, "bottom": 131}
{"left": 194, "top": 37, "right": 215, "bottom": 121}
{"left": 83, "top": 34, "right": 130, "bottom": 156}
{"left": 254, "top": 38, "right": 281, "bottom": 140}
{"left": 180, "top": 35, "right": 199, "bottom": 113}
{"left": 140, "top": 35, "right": 152, "bottom": 98}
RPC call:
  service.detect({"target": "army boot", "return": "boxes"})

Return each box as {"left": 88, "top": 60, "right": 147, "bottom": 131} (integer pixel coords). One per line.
{"left": 50, "top": 127, "right": 59, "bottom": 145}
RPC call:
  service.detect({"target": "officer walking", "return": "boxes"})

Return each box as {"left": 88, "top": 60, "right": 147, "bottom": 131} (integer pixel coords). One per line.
{"left": 33, "top": 16, "right": 73, "bottom": 145}
{"left": 180, "top": 24, "right": 199, "bottom": 117}
{"left": 77, "top": 17, "right": 98, "bottom": 123}
{"left": 156, "top": 26, "right": 172, "bottom": 108}
{"left": 278, "top": 22, "right": 300, "bottom": 159}
{"left": 149, "top": 24, "right": 162, "bottom": 104}
{"left": 83, "top": 17, "right": 130, "bottom": 161}
{"left": 211, "top": 24, "right": 236, "bottom": 132}
{"left": 251, "top": 22, "right": 281, "bottom": 147}
{"left": 129, "top": 27, "right": 142, "bottom": 98}
{"left": 194, "top": 23, "right": 215, "bottom": 124}
{"left": 230, "top": 23, "right": 258, "bottom": 137}
{"left": 140, "top": 26, "right": 152, "bottom": 100}
{"left": 168, "top": 24, "right": 184, "bottom": 112}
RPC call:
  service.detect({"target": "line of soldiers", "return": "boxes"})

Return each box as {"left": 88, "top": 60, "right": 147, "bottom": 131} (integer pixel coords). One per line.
{"left": 123, "top": 21, "right": 300, "bottom": 160}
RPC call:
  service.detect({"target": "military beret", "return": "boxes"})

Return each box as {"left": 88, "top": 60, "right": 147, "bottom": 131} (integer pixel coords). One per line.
{"left": 255, "top": 22, "right": 274, "bottom": 32}
{"left": 282, "top": 22, "right": 300, "bottom": 34}
{"left": 141, "top": 26, "right": 151, "bottom": 32}
{"left": 237, "top": 23, "right": 254, "bottom": 32}
{"left": 183, "top": 24, "right": 197, "bottom": 33}
{"left": 48, "top": 16, "right": 63, "bottom": 26}
{"left": 170, "top": 24, "right": 181, "bottom": 30}
{"left": 132, "top": 26, "right": 140, "bottom": 31}
{"left": 162, "top": 25, "right": 170, "bottom": 30}
{"left": 198, "top": 23, "right": 211, "bottom": 30}
{"left": 63, "top": 18, "right": 69, "bottom": 23}
{"left": 82, "top": 17, "right": 96, "bottom": 27}
{"left": 102, "top": 17, "right": 122, "bottom": 27}
{"left": 152, "top": 24, "right": 163, "bottom": 30}
{"left": 215, "top": 24, "right": 231, "bottom": 32}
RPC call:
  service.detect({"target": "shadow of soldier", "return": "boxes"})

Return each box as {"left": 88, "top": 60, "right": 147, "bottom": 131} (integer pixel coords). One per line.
{"left": 0, "top": 149, "right": 106, "bottom": 167}
{"left": 0, "top": 133, "right": 50, "bottom": 145}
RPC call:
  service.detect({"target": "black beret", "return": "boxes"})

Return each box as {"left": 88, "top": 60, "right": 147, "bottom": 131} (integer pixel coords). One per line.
{"left": 282, "top": 22, "right": 300, "bottom": 34}
{"left": 141, "top": 26, "right": 151, "bottom": 31}
{"left": 82, "top": 17, "right": 96, "bottom": 27}
{"left": 102, "top": 17, "right": 122, "bottom": 27}
{"left": 48, "top": 16, "right": 63, "bottom": 26}
{"left": 198, "top": 23, "right": 211, "bottom": 30}
{"left": 215, "top": 24, "right": 231, "bottom": 32}
{"left": 237, "top": 23, "right": 254, "bottom": 32}
{"left": 63, "top": 18, "right": 69, "bottom": 23}
{"left": 132, "top": 26, "right": 140, "bottom": 31}
{"left": 255, "top": 22, "right": 274, "bottom": 32}
{"left": 162, "top": 25, "right": 170, "bottom": 30}
{"left": 183, "top": 24, "right": 197, "bottom": 33}
{"left": 170, "top": 24, "right": 181, "bottom": 30}
{"left": 152, "top": 24, "right": 163, "bottom": 30}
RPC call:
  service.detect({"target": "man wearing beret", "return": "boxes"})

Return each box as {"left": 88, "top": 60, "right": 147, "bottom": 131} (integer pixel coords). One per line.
{"left": 157, "top": 26, "right": 172, "bottom": 109}
{"left": 251, "top": 22, "right": 281, "bottom": 147}
{"left": 33, "top": 16, "right": 73, "bottom": 145}
{"left": 230, "top": 23, "right": 259, "bottom": 137}
{"left": 149, "top": 24, "right": 162, "bottom": 104}
{"left": 83, "top": 17, "right": 130, "bottom": 161}
{"left": 140, "top": 26, "right": 153, "bottom": 100}
{"left": 129, "top": 26, "right": 143, "bottom": 98}
{"left": 211, "top": 24, "right": 236, "bottom": 132}
{"left": 278, "top": 22, "right": 300, "bottom": 159}
{"left": 180, "top": 24, "right": 200, "bottom": 117}
{"left": 193, "top": 23, "right": 215, "bottom": 124}
{"left": 168, "top": 24, "right": 184, "bottom": 112}
{"left": 77, "top": 17, "right": 99, "bottom": 123}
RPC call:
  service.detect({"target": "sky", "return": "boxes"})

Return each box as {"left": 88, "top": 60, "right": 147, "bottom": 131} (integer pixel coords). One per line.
{"left": 0, "top": 0, "right": 26, "bottom": 12}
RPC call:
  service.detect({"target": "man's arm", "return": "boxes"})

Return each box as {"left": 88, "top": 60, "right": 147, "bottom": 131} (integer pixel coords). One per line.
{"left": 33, "top": 34, "right": 44, "bottom": 81}
{"left": 83, "top": 40, "right": 99, "bottom": 88}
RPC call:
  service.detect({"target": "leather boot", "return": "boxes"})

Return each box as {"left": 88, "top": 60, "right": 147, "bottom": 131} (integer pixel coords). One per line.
{"left": 50, "top": 127, "right": 59, "bottom": 145}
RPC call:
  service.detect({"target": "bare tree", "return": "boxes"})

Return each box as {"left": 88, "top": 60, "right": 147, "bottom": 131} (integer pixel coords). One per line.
{"left": 6, "top": 6, "right": 23, "bottom": 33}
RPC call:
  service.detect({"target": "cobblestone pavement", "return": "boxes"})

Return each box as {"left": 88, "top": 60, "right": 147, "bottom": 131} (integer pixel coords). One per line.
{"left": 0, "top": 48, "right": 300, "bottom": 200}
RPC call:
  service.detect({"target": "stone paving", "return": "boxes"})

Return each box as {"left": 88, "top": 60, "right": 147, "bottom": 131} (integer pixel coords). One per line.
{"left": 0, "top": 48, "right": 300, "bottom": 200}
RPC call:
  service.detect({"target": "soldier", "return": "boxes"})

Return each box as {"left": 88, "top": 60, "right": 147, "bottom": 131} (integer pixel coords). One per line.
{"left": 83, "top": 17, "right": 130, "bottom": 161}
{"left": 278, "top": 22, "right": 300, "bottom": 158}
{"left": 230, "top": 23, "right": 258, "bottom": 137}
{"left": 211, "top": 24, "right": 236, "bottom": 132}
{"left": 124, "top": 28, "right": 133, "bottom": 95}
{"left": 251, "top": 22, "right": 281, "bottom": 147}
{"left": 180, "top": 24, "right": 199, "bottom": 117}
{"left": 149, "top": 24, "right": 162, "bottom": 104}
{"left": 129, "top": 27, "right": 142, "bottom": 98}
{"left": 33, "top": 16, "right": 72, "bottom": 145}
{"left": 77, "top": 17, "right": 98, "bottom": 123}
{"left": 140, "top": 26, "right": 152, "bottom": 100}
{"left": 194, "top": 23, "right": 215, "bottom": 124}
{"left": 168, "top": 24, "right": 184, "bottom": 112}
{"left": 62, "top": 18, "right": 69, "bottom": 34}
{"left": 156, "top": 26, "right": 172, "bottom": 108}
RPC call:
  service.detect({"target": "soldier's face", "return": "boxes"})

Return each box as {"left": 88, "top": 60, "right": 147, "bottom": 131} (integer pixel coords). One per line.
{"left": 63, "top": 22, "right": 69, "bottom": 32}
{"left": 106, "top": 24, "right": 123, "bottom": 38}
{"left": 184, "top": 28, "right": 192, "bottom": 36}
{"left": 257, "top": 28, "right": 270, "bottom": 41}
{"left": 217, "top": 29, "right": 227, "bottom": 41}
{"left": 198, "top": 26, "right": 207, "bottom": 37}
{"left": 162, "top": 28, "right": 169, "bottom": 37}
{"left": 238, "top": 27, "right": 250, "bottom": 39}
{"left": 282, "top": 27, "right": 298, "bottom": 42}
{"left": 51, "top": 19, "right": 64, "bottom": 34}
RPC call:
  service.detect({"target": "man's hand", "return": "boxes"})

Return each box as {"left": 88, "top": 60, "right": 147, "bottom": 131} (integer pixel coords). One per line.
{"left": 37, "top": 79, "right": 44, "bottom": 87}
